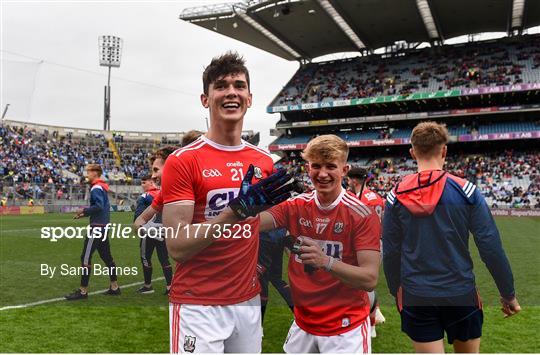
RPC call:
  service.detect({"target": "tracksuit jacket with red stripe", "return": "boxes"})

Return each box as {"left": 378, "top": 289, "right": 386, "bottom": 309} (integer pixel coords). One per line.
{"left": 382, "top": 170, "right": 515, "bottom": 300}
{"left": 83, "top": 179, "right": 110, "bottom": 226}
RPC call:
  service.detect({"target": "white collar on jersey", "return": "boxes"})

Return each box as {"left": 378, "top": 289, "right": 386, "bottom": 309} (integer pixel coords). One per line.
{"left": 201, "top": 135, "right": 246, "bottom": 151}
{"left": 314, "top": 187, "right": 346, "bottom": 211}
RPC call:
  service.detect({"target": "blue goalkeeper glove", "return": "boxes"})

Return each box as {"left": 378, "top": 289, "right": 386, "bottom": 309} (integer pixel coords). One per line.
{"left": 228, "top": 164, "right": 295, "bottom": 220}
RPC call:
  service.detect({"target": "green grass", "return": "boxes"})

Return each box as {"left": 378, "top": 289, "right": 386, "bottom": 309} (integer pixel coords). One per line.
{"left": 1, "top": 213, "right": 539, "bottom": 352}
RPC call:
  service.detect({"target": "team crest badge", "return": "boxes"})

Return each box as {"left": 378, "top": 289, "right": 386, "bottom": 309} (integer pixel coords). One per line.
{"left": 184, "top": 335, "right": 196, "bottom": 353}
{"left": 333, "top": 222, "right": 344, "bottom": 234}
{"left": 254, "top": 166, "right": 263, "bottom": 179}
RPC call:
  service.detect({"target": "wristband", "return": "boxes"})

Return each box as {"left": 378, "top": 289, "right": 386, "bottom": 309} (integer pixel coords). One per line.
{"left": 324, "top": 256, "right": 335, "bottom": 272}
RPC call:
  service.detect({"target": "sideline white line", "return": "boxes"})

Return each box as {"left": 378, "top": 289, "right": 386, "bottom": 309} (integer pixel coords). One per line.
{"left": 1, "top": 228, "right": 43, "bottom": 233}
{"left": 0, "top": 277, "right": 165, "bottom": 311}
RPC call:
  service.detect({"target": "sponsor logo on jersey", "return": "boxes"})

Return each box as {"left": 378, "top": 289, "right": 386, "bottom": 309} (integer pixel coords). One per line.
{"left": 184, "top": 335, "right": 196, "bottom": 353}
{"left": 254, "top": 166, "right": 263, "bottom": 179}
{"left": 364, "top": 192, "right": 377, "bottom": 201}
{"left": 333, "top": 222, "right": 344, "bottom": 234}
{"left": 202, "top": 169, "right": 222, "bottom": 178}
{"left": 205, "top": 188, "right": 239, "bottom": 219}
{"left": 299, "top": 217, "right": 313, "bottom": 228}
{"left": 293, "top": 236, "right": 343, "bottom": 263}
{"left": 226, "top": 161, "right": 244, "bottom": 167}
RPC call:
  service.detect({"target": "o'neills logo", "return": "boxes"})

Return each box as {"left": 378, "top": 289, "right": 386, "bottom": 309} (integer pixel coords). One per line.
{"left": 226, "top": 161, "right": 244, "bottom": 167}
{"left": 373, "top": 139, "right": 396, "bottom": 145}
{"left": 315, "top": 217, "right": 330, "bottom": 223}
{"left": 278, "top": 144, "right": 298, "bottom": 150}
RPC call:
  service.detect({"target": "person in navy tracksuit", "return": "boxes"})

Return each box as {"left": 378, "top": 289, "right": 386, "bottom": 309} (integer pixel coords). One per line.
{"left": 65, "top": 164, "right": 120, "bottom": 300}
{"left": 257, "top": 227, "right": 294, "bottom": 323}
{"left": 382, "top": 122, "right": 521, "bottom": 353}
{"left": 134, "top": 175, "right": 172, "bottom": 295}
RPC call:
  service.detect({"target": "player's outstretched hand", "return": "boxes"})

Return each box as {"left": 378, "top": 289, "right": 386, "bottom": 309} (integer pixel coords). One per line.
{"left": 73, "top": 208, "right": 85, "bottom": 219}
{"left": 500, "top": 296, "right": 521, "bottom": 318}
{"left": 228, "top": 164, "right": 295, "bottom": 220}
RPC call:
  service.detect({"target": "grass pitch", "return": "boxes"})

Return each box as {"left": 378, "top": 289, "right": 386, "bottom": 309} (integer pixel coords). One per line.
{"left": 1, "top": 212, "right": 539, "bottom": 353}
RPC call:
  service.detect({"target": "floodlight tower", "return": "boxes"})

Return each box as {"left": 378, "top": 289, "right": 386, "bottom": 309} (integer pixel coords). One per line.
{"left": 98, "top": 35, "right": 123, "bottom": 131}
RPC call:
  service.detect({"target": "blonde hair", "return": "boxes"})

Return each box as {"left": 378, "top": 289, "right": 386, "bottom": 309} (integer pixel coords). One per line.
{"left": 411, "top": 121, "right": 449, "bottom": 158}
{"left": 86, "top": 164, "right": 103, "bottom": 176}
{"left": 301, "top": 134, "right": 348, "bottom": 163}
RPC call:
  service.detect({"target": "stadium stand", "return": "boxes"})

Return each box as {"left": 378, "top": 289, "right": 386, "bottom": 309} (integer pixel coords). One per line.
{"left": 271, "top": 35, "right": 540, "bottom": 106}
{"left": 276, "top": 149, "right": 540, "bottom": 210}
{"left": 273, "top": 121, "right": 540, "bottom": 146}
{"left": 0, "top": 121, "right": 259, "bottom": 207}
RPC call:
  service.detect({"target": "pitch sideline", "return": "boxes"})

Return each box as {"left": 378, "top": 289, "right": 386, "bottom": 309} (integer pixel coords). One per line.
{"left": 0, "top": 277, "right": 165, "bottom": 311}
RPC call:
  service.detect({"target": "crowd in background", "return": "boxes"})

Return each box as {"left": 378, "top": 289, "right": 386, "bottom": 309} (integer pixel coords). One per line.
{"left": 2, "top": 123, "right": 538, "bottom": 209}
{"left": 274, "top": 35, "right": 540, "bottom": 105}
{"left": 0, "top": 125, "right": 152, "bottom": 202}
{"left": 0, "top": 125, "right": 258, "bottom": 205}
{"left": 277, "top": 150, "right": 540, "bottom": 209}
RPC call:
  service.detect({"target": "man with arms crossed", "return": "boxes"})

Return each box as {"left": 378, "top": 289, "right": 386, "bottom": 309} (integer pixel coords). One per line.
{"left": 382, "top": 121, "right": 521, "bottom": 353}
{"left": 161, "top": 52, "right": 294, "bottom": 353}
{"left": 258, "top": 135, "right": 381, "bottom": 353}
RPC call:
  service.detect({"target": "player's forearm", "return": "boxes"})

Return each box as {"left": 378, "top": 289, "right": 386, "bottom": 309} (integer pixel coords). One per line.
{"left": 328, "top": 260, "right": 378, "bottom": 291}
{"left": 480, "top": 248, "right": 515, "bottom": 299}
{"left": 134, "top": 206, "right": 157, "bottom": 229}
{"left": 163, "top": 207, "right": 240, "bottom": 263}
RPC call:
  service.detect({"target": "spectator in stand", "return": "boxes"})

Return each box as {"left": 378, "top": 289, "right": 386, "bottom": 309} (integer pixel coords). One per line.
{"left": 272, "top": 35, "right": 540, "bottom": 106}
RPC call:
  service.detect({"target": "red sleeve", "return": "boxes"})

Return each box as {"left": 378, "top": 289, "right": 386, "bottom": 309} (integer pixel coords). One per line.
{"left": 151, "top": 191, "right": 163, "bottom": 211}
{"left": 161, "top": 153, "right": 195, "bottom": 204}
{"left": 353, "top": 212, "right": 381, "bottom": 251}
{"left": 267, "top": 199, "right": 293, "bottom": 229}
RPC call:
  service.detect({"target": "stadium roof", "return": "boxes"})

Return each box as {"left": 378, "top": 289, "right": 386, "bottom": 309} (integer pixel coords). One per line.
{"left": 179, "top": 0, "right": 540, "bottom": 61}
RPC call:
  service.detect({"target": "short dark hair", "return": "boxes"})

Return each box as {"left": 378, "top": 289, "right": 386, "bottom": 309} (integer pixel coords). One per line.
{"left": 348, "top": 167, "right": 368, "bottom": 181}
{"left": 141, "top": 175, "right": 153, "bottom": 181}
{"left": 150, "top": 146, "right": 178, "bottom": 164}
{"left": 202, "top": 51, "right": 250, "bottom": 95}
{"left": 181, "top": 130, "right": 203, "bottom": 147}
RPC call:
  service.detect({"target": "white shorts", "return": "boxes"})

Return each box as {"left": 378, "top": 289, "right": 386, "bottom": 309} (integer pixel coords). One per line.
{"left": 283, "top": 317, "right": 371, "bottom": 354}
{"left": 169, "top": 295, "right": 262, "bottom": 353}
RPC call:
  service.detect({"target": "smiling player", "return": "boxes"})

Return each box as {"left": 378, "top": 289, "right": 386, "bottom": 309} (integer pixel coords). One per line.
{"left": 259, "top": 135, "right": 381, "bottom": 353}
{"left": 161, "top": 52, "right": 294, "bottom": 353}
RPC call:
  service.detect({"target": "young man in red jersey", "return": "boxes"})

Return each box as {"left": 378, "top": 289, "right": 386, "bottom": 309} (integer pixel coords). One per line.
{"left": 161, "top": 52, "right": 293, "bottom": 353}
{"left": 348, "top": 167, "right": 386, "bottom": 338}
{"left": 134, "top": 147, "right": 177, "bottom": 233}
{"left": 133, "top": 130, "right": 203, "bottom": 234}
{"left": 259, "top": 135, "right": 382, "bottom": 353}
{"left": 134, "top": 147, "right": 181, "bottom": 295}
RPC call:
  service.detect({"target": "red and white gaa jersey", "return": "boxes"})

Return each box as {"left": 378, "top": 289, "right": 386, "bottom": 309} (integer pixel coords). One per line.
{"left": 268, "top": 188, "right": 381, "bottom": 336}
{"left": 161, "top": 136, "right": 274, "bottom": 305}
{"left": 358, "top": 187, "right": 384, "bottom": 223}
